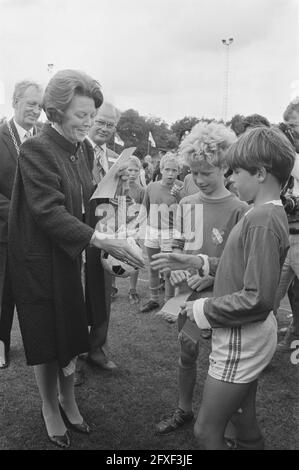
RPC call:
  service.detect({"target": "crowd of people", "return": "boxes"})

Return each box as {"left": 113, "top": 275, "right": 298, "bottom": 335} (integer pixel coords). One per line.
{"left": 0, "top": 69, "right": 298, "bottom": 450}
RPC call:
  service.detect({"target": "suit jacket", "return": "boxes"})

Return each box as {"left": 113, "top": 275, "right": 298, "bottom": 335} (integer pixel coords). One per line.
{"left": 0, "top": 119, "right": 20, "bottom": 244}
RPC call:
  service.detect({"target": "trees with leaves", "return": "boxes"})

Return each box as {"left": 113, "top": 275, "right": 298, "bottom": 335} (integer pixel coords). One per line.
{"left": 114, "top": 109, "right": 178, "bottom": 159}
{"left": 229, "top": 114, "right": 246, "bottom": 136}
{"left": 171, "top": 116, "right": 200, "bottom": 141}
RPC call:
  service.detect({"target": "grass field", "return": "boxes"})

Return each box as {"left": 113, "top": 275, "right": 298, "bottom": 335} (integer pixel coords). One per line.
{"left": 0, "top": 258, "right": 298, "bottom": 450}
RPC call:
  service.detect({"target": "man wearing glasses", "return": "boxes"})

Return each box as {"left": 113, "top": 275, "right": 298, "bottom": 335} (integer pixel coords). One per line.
{"left": 76, "top": 102, "right": 121, "bottom": 380}
{"left": 89, "top": 101, "right": 121, "bottom": 179}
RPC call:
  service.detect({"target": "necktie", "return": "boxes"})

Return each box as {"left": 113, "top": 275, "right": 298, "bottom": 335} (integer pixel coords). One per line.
{"left": 23, "top": 131, "right": 31, "bottom": 142}
{"left": 93, "top": 146, "right": 107, "bottom": 184}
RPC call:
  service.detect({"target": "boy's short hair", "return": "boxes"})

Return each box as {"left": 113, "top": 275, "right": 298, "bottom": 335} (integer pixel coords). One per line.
{"left": 127, "top": 155, "right": 142, "bottom": 169}
{"left": 226, "top": 126, "right": 295, "bottom": 187}
{"left": 179, "top": 122, "right": 236, "bottom": 169}
{"left": 160, "top": 152, "right": 179, "bottom": 170}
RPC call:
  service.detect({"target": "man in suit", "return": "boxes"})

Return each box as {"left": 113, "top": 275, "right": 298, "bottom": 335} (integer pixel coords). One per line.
{"left": 77, "top": 102, "right": 121, "bottom": 379}
{"left": 0, "top": 80, "right": 43, "bottom": 368}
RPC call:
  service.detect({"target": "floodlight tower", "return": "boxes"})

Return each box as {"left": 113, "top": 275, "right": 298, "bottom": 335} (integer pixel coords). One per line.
{"left": 221, "top": 37, "right": 234, "bottom": 122}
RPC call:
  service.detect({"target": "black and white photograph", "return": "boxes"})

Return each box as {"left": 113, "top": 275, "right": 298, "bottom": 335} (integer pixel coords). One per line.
{"left": 0, "top": 0, "right": 298, "bottom": 454}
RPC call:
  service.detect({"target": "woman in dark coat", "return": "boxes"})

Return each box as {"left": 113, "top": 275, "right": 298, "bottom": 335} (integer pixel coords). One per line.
{"left": 8, "top": 70, "right": 143, "bottom": 449}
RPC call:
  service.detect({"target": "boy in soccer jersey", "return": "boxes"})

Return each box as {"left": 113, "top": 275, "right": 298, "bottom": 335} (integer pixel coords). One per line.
{"left": 155, "top": 122, "right": 248, "bottom": 435}
{"left": 152, "top": 126, "right": 295, "bottom": 449}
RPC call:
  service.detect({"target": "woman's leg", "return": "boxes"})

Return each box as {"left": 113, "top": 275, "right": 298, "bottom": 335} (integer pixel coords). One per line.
{"left": 34, "top": 362, "right": 67, "bottom": 436}
{"left": 58, "top": 364, "right": 83, "bottom": 424}
{"left": 194, "top": 375, "right": 253, "bottom": 450}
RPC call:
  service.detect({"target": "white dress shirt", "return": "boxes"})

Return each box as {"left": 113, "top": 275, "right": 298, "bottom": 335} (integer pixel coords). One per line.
{"left": 13, "top": 119, "right": 32, "bottom": 143}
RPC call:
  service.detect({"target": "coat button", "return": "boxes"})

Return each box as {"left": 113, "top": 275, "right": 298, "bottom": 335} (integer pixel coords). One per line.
{"left": 70, "top": 155, "right": 76, "bottom": 162}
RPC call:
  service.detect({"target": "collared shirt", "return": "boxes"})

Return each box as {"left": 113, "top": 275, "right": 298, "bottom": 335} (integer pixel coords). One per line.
{"left": 13, "top": 119, "right": 32, "bottom": 143}
{"left": 85, "top": 136, "right": 109, "bottom": 174}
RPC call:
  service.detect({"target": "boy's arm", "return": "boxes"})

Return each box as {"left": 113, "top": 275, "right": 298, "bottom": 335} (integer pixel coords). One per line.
{"left": 194, "top": 226, "right": 282, "bottom": 328}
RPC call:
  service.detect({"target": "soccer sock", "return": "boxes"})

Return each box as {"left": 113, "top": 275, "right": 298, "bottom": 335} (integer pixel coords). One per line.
{"left": 150, "top": 286, "right": 159, "bottom": 302}
{"left": 147, "top": 247, "right": 160, "bottom": 302}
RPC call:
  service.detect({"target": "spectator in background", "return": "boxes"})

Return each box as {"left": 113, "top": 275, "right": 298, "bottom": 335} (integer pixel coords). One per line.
{"left": 274, "top": 99, "right": 299, "bottom": 350}
{"left": 152, "top": 148, "right": 167, "bottom": 182}
{"left": 140, "top": 153, "right": 183, "bottom": 313}
{"left": 112, "top": 156, "right": 145, "bottom": 304}
{"left": 143, "top": 155, "right": 154, "bottom": 184}
{"left": 84, "top": 101, "right": 122, "bottom": 373}
{"left": 230, "top": 113, "right": 270, "bottom": 137}
{"left": 0, "top": 80, "right": 43, "bottom": 369}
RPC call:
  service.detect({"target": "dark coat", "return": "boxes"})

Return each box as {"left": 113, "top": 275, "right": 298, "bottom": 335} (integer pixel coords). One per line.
{"left": 81, "top": 139, "right": 111, "bottom": 328}
{"left": 8, "top": 124, "right": 108, "bottom": 367}
{"left": 0, "top": 120, "right": 20, "bottom": 310}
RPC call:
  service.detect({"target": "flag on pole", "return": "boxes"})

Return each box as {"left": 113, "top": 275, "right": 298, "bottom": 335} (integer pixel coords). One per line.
{"left": 148, "top": 131, "right": 156, "bottom": 148}
{"left": 114, "top": 132, "right": 124, "bottom": 147}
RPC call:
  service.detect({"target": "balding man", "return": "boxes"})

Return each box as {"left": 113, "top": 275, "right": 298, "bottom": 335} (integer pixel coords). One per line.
{"left": 0, "top": 80, "right": 43, "bottom": 368}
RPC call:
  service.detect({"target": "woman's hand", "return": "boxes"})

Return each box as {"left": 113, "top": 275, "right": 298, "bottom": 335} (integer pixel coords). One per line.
{"left": 151, "top": 252, "right": 203, "bottom": 272}
{"left": 91, "top": 233, "right": 144, "bottom": 269}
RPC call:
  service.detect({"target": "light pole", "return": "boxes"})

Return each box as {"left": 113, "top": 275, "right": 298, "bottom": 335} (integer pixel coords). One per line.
{"left": 221, "top": 38, "right": 234, "bottom": 122}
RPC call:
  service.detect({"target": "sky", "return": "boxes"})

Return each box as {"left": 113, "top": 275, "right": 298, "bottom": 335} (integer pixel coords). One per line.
{"left": 0, "top": 0, "right": 299, "bottom": 125}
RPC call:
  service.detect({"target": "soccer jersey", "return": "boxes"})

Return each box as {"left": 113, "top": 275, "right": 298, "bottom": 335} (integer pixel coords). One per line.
{"left": 142, "top": 180, "right": 183, "bottom": 233}
{"left": 203, "top": 203, "right": 290, "bottom": 328}
{"left": 173, "top": 192, "right": 248, "bottom": 256}
{"left": 129, "top": 181, "right": 145, "bottom": 205}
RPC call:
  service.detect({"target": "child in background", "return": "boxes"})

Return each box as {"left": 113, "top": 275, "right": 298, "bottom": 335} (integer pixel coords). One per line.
{"left": 111, "top": 156, "right": 145, "bottom": 304}
{"left": 140, "top": 153, "right": 183, "bottom": 313}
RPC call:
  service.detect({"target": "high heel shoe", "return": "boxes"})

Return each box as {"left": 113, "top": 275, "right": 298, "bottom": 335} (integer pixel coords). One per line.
{"left": 59, "top": 403, "right": 91, "bottom": 434}
{"left": 41, "top": 410, "right": 71, "bottom": 449}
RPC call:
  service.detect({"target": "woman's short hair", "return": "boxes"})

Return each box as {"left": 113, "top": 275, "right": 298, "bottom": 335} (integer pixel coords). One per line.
{"left": 226, "top": 126, "right": 295, "bottom": 187}
{"left": 179, "top": 122, "right": 236, "bottom": 169}
{"left": 127, "top": 156, "right": 142, "bottom": 169}
{"left": 43, "top": 69, "right": 103, "bottom": 123}
{"left": 160, "top": 152, "right": 179, "bottom": 170}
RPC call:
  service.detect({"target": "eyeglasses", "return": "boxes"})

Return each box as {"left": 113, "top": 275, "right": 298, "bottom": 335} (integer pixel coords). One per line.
{"left": 94, "top": 120, "right": 116, "bottom": 129}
